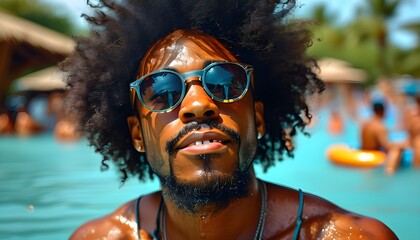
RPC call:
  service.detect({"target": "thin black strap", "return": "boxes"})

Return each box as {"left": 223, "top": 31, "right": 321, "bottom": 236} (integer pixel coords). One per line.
{"left": 135, "top": 196, "right": 142, "bottom": 239}
{"left": 293, "top": 189, "right": 304, "bottom": 240}
{"left": 154, "top": 197, "right": 164, "bottom": 239}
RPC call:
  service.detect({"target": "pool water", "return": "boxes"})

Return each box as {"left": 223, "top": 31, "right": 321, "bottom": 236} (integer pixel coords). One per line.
{"left": 1, "top": 110, "right": 419, "bottom": 239}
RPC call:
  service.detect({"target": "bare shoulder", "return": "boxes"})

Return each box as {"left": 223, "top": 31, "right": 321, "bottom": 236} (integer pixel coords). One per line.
{"left": 301, "top": 191, "right": 398, "bottom": 239}
{"left": 264, "top": 182, "right": 397, "bottom": 239}
{"left": 69, "top": 200, "right": 138, "bottom": 239}
{"left": 69, "top": 191, "right": 162, "bottom": 240}
{"left": 319, "top": 212, "right": 398, "bottom": 239}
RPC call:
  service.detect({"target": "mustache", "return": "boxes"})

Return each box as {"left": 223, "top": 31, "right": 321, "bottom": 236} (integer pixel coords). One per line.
{"left": 165, "top": 121, "right": 240, "bottom": 155}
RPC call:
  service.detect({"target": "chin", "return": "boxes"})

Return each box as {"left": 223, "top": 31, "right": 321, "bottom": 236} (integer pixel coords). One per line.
{"left": 161, "top": 167, "right": 251, "bottom": 213}
{"left": 170, "top": 152, "right": 240, "bottom": 183}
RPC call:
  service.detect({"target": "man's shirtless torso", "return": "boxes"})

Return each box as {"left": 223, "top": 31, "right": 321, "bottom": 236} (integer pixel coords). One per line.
{"left": 405, "top": 101, "right": 420, "bottom": 166}
{"left": 361, "top": 117, "right": 388, "bottom": 151}
{"left": 70, "top": 182, "right": 396, "bottom": 240}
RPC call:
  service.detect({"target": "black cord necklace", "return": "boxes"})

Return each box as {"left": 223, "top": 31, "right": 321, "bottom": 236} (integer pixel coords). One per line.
{"left": 159, "top": 180, "right": 267, "bottom": 240}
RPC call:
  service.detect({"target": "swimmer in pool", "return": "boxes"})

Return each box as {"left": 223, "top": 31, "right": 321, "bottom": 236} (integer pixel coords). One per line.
{"left": 404, "top": 96, "right": 420, "bottom": 167}
{"left": 360, "top": 102, "right": 404, "bottom": 174}
{"left": 62, "top": 0, "right": 398, "bottom": 239}
{"left": 0, "top": 107, "right": 14, "bottom": 134}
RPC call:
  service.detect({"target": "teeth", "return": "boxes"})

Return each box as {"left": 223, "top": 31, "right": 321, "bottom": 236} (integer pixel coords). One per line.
{"left": 193, "top": 140, "right": 220, "bottom": 145}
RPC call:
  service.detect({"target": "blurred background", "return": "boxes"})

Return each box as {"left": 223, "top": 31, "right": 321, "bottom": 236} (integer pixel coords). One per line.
{"left": 0, "top": 0, "right": 419, "bottom": 239}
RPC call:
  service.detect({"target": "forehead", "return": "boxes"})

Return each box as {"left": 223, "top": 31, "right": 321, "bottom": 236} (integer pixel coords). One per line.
{"left": 139, "top": 30, "right": 238, "bottom": 75}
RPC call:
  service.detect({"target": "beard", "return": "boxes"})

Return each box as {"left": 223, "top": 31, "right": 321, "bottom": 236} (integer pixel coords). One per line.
{"left": 160, "top": 120, "right": 253, "bottom": 213}
{"left": 160, "top": 164, "right": 252, "bottom": 213}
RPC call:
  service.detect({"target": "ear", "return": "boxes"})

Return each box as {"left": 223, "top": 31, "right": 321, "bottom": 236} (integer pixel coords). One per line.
{"left": 254, "top": 101, "right": 266, "bottom": 139}
{"left": 127, "top": 115, "right": 145, "bottom": 152}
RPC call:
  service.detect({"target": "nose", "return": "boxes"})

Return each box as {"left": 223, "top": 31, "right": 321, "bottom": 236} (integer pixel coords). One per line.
{"left": 178, "top": 82, "right": 220, "bottom": 123}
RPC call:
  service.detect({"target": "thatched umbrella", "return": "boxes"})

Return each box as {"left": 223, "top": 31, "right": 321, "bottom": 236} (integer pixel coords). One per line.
{"left": 314, "top": 58, "right": 367, "bottom": 83}
{"left": 0, "top": 10, "right": 74, "bottom": 100}
{"left": 12, "top": 66, "right": 66, "bottom": 92}
{"left": 313, "top": 58, "right": 368, "bottom": 119}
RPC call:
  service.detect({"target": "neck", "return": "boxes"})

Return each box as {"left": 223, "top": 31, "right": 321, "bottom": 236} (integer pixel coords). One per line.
{"left": 161, "top": 176, "right": 264, "bottom": 239}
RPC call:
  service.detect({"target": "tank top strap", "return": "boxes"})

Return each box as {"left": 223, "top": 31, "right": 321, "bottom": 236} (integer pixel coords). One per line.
{"left": 135, "top": 195, "right": 164, "bottom": 239}
{"left": 293, "top": 189, "right": 304, "bottom": 240}
{"left": 135, "top": 196, "right": 142, "bottom": 239}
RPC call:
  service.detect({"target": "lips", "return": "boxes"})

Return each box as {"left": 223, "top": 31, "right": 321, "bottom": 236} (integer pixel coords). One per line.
{"left": 175, "top": 131, "right": 231, "bottom": 152}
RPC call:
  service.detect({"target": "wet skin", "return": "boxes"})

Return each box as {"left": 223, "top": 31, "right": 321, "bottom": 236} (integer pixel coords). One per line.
{"left": 125, "top": 30, "right": 266, "bottom": 239}
{"left": 130, "top": 31, "right": 263, "bottom": 185}
{"left": 70, "top": 30, "right": 398, "bottom": 240}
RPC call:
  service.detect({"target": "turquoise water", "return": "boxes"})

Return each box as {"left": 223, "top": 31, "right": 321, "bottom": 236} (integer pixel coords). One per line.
{"left": 1, "top": 111, "right": 419, "bottom": 239}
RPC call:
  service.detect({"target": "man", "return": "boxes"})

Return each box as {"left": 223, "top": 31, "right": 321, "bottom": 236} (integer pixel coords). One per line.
{"left": 404, "top": 96, "right": 420, "bottom": 167}
{"left": 0, "top": 108, "right": 14, "bottom": 134}
{"left": 360, "top": 102, "right": 391, "bottom": 151}
{"left": 360, "top": 102, "right": 403, "bottom": 174}
{"left": 62, "top": 0, "right": 397, "bottom": 239}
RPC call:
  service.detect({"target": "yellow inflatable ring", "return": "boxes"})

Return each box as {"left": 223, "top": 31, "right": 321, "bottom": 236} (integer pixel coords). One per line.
{"left": 326, "top": 144, "right": 386, "bottom": 167}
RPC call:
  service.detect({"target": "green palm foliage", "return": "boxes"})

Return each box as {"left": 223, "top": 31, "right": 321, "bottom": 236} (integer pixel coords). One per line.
{"left": 0, "top": 0, "right": 80, "bottom": 36}
{"left": 305, "top": 0, "right": 420, "bottom": 84}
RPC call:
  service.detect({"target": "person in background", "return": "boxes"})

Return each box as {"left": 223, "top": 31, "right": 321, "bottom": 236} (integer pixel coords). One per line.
{"left": 360, "top": 102, "right": 404, "bottom": 174}
{"left": 361, "top": 102, "right": 390, "bottom": 151}
{"left": 14, "top": 105, "right": 44, "bottom": 137}
{"left": 47, "top": 91, "right": 81, "bottom": 142}
{"left": 61, "top": 0, "right": 397, "bottom": 239}
{"left": 1, "top": 95, "right": 42, "bottom": 136}
{"left": 404, "top": 96, "right": 420, "bottom": 167}
{"left": 327, "top": 110, "right": 344, "bottom": 136}
{"left": 0, "top": 107, "right": 14, "bottom": 134}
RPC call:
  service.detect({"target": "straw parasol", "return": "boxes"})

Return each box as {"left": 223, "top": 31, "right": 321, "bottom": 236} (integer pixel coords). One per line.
{"left": 12, "top": 66, "right": 67, "bottom": 92}
{"left": 0, "top": 10, "right": 74, "bottom": 99}
{"left": 314, "top": 58, "right": 367, "bottom": 83}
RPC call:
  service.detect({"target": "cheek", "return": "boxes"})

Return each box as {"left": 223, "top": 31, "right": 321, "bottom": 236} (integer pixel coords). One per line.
{"left": 238, "top": 113, "right": 257, "bottom": 170}
{"left": 228, "top": 97, "right": 258, "bottom": 169}
{"left": 140, "top": 110, "right": 178, "bottom": 176}
{"left": 156, "top": 111, "right": 179, "bottom": 153}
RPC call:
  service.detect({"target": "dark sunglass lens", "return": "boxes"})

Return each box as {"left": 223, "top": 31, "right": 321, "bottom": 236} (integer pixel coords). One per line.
{"left": 140, "top": 72, "right": 183, "bottom": 111}
{"left": 204, "top": 64, "right": 247, "bottom": 100}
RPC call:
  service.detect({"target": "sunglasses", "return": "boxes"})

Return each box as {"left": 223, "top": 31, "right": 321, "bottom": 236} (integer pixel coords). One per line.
{"left": 130, "top": 62, "right": 253, "bottom": 112}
